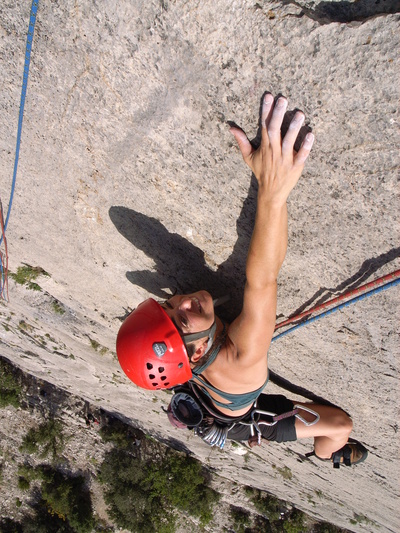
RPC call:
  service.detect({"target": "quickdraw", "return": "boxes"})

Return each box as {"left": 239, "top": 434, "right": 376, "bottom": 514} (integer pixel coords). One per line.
{"left": 230, "top": 404, "right": 319, "bottom": 447}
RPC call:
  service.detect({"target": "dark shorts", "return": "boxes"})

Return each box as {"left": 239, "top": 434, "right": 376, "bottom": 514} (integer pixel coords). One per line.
{"left": 227, "top": 394, "right": 297, "bottom": 443}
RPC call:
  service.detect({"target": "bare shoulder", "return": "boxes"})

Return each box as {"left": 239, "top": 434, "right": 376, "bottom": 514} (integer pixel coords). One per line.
{"left": 226, "top": 284, "right": 276, "bottom": 366}
{"left": 202, "top": 335, "right": 268, "bottom": 392}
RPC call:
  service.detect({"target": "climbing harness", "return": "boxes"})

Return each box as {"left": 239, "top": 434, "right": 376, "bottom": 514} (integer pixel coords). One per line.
{"left": 166, "top": 382, "right": 319, "bottom": 449}
{"left": 220, "top": 403, "right": 319, "bottom": 448}
{"left": 0, "top": 0, "right": 39, "bottom": 300}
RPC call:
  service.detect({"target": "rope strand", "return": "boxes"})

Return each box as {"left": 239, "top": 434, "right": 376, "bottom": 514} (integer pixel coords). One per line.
{"left": 272, "top": 273, "right": 400, "bottom": 342}
{"left": 275, "top": 269, "right": 400, "bottom": 331}
{"left": 0, "top": 0, "right": 39, "bottom": 299}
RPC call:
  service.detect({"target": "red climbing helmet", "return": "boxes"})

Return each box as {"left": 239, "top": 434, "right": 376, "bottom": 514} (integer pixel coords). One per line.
{"left": 116, "top": 298, "right": 192, "bottom": 390}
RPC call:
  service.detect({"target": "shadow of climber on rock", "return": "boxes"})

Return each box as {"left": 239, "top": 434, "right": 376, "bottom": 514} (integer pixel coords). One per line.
{"left": 109, "top": 176, "right": 257, "bottom": 324}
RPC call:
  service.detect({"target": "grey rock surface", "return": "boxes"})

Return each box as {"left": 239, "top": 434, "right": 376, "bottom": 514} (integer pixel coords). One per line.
{"left": 0, "top": 1, "right": 399, "bottom": 531}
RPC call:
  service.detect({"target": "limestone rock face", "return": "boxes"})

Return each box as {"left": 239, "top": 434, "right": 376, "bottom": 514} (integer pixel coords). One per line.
{"left": 0, "top": 1, "right": 399, "bottom": 531}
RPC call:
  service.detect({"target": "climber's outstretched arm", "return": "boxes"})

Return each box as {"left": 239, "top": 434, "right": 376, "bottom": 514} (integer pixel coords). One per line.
{"left": 228, "top": 94, "right": 314, "bottom": 366}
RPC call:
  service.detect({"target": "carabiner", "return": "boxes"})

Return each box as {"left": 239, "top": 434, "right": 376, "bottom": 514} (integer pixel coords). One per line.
{"left": 293, "top": 404, "right": 320, "bottom": 426}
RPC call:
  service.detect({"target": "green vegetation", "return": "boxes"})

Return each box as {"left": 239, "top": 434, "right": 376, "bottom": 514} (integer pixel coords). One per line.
{"left": 0, "top": 359, "right": 22, "bottom": 408}
{"left": 18, "top": 320, "right": 33, "bottom": 332}
{"left": 282, "top": 508, "right": 306, "bottom": 533}
{"left": 245, "top": 487, "right": 282, "bottom": 522}
{"left": 99, "top": 418, "right": 138, "bottom": 450}
{"left": 9, "top": 265, "right": 49, "bottom": 291}
{"left": 51, "top": 299, "right": 65, "bottom": 315}
{"left": 245, "top": 487, "right": 313, "bottom": 532}
{"left": 18, "top": 463, "right": 43, "bottom": 489}
{"left": 99, "top": 425, "right": 220, "bottom": 532}
{"left": 230, "top": 505, "right": 251, "bottom": 532}
{"left": 147, "top": 452, "right": 219, "bottom": 524}
{"left": 276, "top": 465, "right": 293, "bottom": 480}
{"left": 0, "top": 358, "right": 353, "bottom": 533}
{"left": 19, "top": 419, "right": 66, "bottom": 460}
{"left": 89, "top": 337, "right": 108, "bottom": 355}
{"left": 17, "top": 476, "right": 30, "bottom": 490}
{"left": 8, "top": 466, "right": 93, "bottom": 533}
{"left": 99, "top": 447, "right": 175, "bottom": 533}
{"left": 349, "top": 513, "right": 374, "bottom": 526}
{"left": 307, "top": 493, "right": 316, "bottom": 506}
{"left": 38, "top": 467, "right": 93, "bottom": 533}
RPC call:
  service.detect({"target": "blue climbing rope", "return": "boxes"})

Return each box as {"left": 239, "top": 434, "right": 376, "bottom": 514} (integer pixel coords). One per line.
{"left": 271, "top": 276, "right": 400, "bottom": 342}
{"left": 0, "top": 0, "right": 39, "bottom": 299}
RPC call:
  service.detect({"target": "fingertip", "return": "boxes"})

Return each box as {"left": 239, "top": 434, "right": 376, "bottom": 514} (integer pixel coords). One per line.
{"left": 229, "top": 127, "right": 239, "bottom": 142}
{"left": 263, "top": 93, "right": 274, "bottom": 107}
{"left": 230, "top": 127, "right": 247, "bottom": 142}
{"left": 304, "top": 132, "right": 314, "bottom": 149}
{"left": 275, "top": 96, "right": 288, "bottom": 109}
{"left": 229, "top": 125, "right": 242, "bottom": 135}
{"left": 295, "top": 133, "right": 314, "bottom": 166}
{"left": 229, "top": 126, "right": 240, "bottom": 142}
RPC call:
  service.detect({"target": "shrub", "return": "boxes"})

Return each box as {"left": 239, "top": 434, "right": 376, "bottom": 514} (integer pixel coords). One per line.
{"left": 245, "top": 487, "right": 281, "bottom": 521}
{"left": 18, "top": 464, "right": 42, "bottom": 482}
{"left": 99, "top": 446, "right": 219, "bottom": 531}
{"left": 0, "top": 517, "right": 23, "bottom": 533}
{"left": 230, "top": 505, "right": 251, "bottom": 532}
{"left": 9, "top": 265, "right": 49, "bottom": 291}
{"left": 282, "top": 508, "right": 306, "bottom": 533}
{"left": 19, "top": 419, "right": 65, "bottom": 460}
{"left": 51, "top": 300, "right": 65, "bottom": 315}
{"left": 0, "top": 359, "right": 21, "bottom": 408}
{"left": 99, "top": 419, "right": 139, "bottom": 450}
{"left": 18, "top": 477, "right": 31, "bottom": 490}
{"left": 99, "top": 447, "right": 175, "bottom": 532}
{"left": 146, "top": 452, "right": 220, "bottom": 524}
{"left": 38, "top": 468, "right": 93, "bottom": 533}
{"left": 8, "top": 467, "right": 93, "bottom": 533}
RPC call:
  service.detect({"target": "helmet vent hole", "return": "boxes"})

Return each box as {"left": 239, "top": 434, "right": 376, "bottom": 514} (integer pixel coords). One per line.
{"left": 152, "top": 383, "right": 158, "bottom": 387}
{"left": 178, "top": 363, "right": 183, "bottom": 368}
{"left": 147, "top": 363, "right": 153, "bottom": 370}
{"left": 161, "top": 376, "right": 167, "bottom": 381}
{"left": 158, "top": 367, "right": 165, "bottom": 373}
{"left": 149, "top": 374, "right": 155, "bottom": 379}
{"left": 164, "top": 382, "right": 170, "bottom": 387}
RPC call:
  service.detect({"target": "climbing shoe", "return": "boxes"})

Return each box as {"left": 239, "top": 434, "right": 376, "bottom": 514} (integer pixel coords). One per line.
{"left": 331, "top": 439, "right": 368, "bottom": 468}
{"left": 307, "top": 438, "right": 368, "bottom": 468}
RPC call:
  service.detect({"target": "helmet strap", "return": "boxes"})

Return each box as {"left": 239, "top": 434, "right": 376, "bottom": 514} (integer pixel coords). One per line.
{"left": 181, "top": 320, "right": 217, "bottom": 354}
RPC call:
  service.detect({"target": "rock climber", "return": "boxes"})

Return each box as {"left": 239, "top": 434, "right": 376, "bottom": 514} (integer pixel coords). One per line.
{"left": 116, "top": 93, "right": 368, "bottom": 467}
